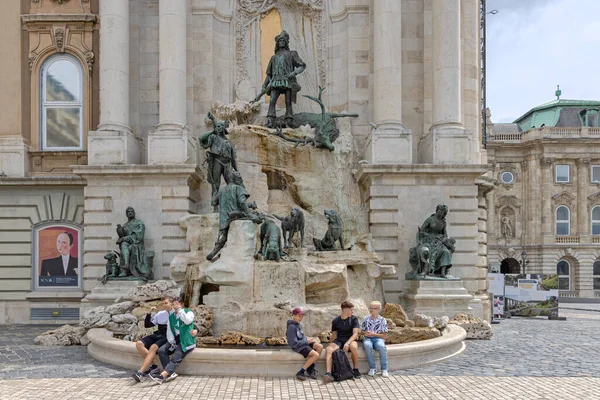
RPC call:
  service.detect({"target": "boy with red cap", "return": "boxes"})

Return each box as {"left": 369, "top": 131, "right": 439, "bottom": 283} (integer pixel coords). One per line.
{"left": 286, "top": 307, "right": 324, "bottom": 380}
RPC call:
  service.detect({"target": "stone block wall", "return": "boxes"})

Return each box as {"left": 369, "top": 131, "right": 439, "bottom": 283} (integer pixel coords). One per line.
{"left": 358, "top": 165, "right": 490, "bottom": 315}
{"left": 0, "top": 183, "right": 85, "bottom": 323}
{"left": 73, "top": 166, "right": 201, "bottom": 292}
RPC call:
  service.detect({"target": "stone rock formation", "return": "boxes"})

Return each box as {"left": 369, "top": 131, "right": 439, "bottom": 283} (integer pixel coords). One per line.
{"left": 34, "top": 325, "right": 87, "bottom": 346}
{"left": 128, "top": 279, "right": 181, "bottom": 302}
{"left": 105, "top": 301, "right": 135, "bottom": 316}
{"left": 80, "top": 306, "right": 111, "bottom": 329}
{"left": 449, "top": 313, "right": 493, "bottom": 340}
{"left": 385, "top": 327, "right": 441, "bottom": 344}
{"left": 176, "top": 219, "right": 395, "bottom": 337}
{"left": 266, "top": 337, "right": 288, "bottom": 346}
{"left": 382, "top": 303, "right": 410, "bottom": 327}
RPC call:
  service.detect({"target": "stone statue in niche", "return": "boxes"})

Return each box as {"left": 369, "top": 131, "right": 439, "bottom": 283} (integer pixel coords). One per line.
{"left": 198, "top": 112, "right": 238, "bottom": 211}
{"left": 313, "top": 209, "right": 345, "bottom": 251}
{"left": 206, "top": 171, "right": 263, "bottom": 261}
{"left": 501, "top": 215, "right": 514, "bottom": 238}
{"left": 274, "top": 207, "right": 305, "bottom": 248}
{"left": 407, "top": 204, "right": 458, "bottom": 280}
{"left": 104, "top": 206, "right": 153, "bottom": 282}
{"left": 253, "top": 30, "right": 306, "bottom": 128}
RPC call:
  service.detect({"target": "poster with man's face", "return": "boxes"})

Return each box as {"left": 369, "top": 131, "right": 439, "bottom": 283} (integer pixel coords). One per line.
{"left": 35, "top": 225, "right": 81, "bottom": 289}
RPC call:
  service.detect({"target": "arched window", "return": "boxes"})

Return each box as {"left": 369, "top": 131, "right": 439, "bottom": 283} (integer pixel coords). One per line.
{"left": 594, "top": 260, "right": 600, "bottom": 291}
{"left": 592, "top": 206, "right": 600, "bottom": 235}
{"left": 555, "top": 206, "right": 570, "bottom": 236}
{"left": 40, "top": 54, "right": 84, "bottom": 150}
{"left": 556, "top": 260, "right": 570, "bottom": 290}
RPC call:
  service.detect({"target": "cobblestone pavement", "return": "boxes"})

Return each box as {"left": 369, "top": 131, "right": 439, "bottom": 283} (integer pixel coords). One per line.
{"left": 1, "top": 312, "right": 599, "bottom": 399}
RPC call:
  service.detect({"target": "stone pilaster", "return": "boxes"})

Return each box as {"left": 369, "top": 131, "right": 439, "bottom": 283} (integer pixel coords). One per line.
{"left": 577, "top": 158, "right": 590, "bottom": 235}
{"left": 420, "top": 0, "right": 472, "bottom": 164}
{"left": 540, "top": 157, "right": 554, "bottom": 237}
{"left": 0, "top": 138, "right": 29, "bottom": 177}
{"left": 147, "top": 0, "right": 196, "bottom": 165}
{"left": 89, "top": 0, "right": 141, "bottom": 165}
{"left": 365, "top": 0, "right": 411, "bottom": 164}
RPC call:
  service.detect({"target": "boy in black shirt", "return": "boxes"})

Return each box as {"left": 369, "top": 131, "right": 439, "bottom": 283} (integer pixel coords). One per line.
{"left": 323, "top": 300, "right": 361, "bottom": 383}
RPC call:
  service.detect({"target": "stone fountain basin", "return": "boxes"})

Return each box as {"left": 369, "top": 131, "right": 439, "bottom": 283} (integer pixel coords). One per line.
{"left": 87, "top": 325, "right": 466, "bottom": 377}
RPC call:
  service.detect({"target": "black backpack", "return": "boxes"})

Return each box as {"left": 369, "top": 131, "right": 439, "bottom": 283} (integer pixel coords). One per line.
{"left": 331, "top": 349, "right": 355, "bottom": 381}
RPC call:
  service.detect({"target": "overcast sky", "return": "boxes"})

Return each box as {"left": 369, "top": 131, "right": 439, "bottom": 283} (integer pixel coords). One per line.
{"left": 486, "top": 0, "right": 600, "bottom": 123}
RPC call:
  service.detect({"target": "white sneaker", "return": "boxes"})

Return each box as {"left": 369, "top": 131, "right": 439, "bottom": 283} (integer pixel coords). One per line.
{"left": 368, "top": 369, "right": 376, "bottom": 377}
{"left": 382, "top": 370, "right": 389, "bottom": 378}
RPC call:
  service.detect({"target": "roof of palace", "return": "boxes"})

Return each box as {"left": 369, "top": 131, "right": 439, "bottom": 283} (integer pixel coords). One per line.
{"left": 513, "top": 98, "right": 600, "bottom": 131}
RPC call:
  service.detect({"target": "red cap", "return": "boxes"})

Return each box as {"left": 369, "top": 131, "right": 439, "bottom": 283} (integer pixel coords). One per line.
{"left": 292, "top": 308, "right": 305, "bottom": 316}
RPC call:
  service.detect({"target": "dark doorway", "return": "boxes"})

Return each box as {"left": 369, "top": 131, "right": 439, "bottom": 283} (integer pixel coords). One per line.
{"left": 500, "top": 258, "right": 520, "bottom": 274}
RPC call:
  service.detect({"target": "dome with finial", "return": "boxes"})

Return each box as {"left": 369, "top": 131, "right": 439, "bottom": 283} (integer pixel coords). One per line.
{"left": 555, "top": 85, "right": 561, "bottom": 100}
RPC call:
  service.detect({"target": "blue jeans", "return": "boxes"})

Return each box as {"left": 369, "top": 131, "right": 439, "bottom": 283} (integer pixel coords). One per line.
{"left": 363, "top": 337, "right": 388, "bottom": 370}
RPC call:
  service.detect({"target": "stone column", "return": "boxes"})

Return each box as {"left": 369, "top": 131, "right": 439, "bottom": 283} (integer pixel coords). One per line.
{"left": 540, "top": 157, "right": 554, "bottom": 236}
{"left": 365, "top": 0, "right": 412, "bottom": 164}
{"left": 89, "top": 0, "right": 141, "bottom": 165}
{"left": 420, "top": 0, "right": 471, "bottom": 164}
{"left": 577, "top": 159, "right": 590, "bottom": 235}
{"left": 147, "top": 0, "right": 195, "bottom": 165}
{"left": 432, "top": 0, "right": 461, "bottom": 129}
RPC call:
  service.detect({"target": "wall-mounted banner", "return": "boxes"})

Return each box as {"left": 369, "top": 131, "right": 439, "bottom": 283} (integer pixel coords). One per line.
{"left": 34, "top": 224, "right": 82, "bottom": 290}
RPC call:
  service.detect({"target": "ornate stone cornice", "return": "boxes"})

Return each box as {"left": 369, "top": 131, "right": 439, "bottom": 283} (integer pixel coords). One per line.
{"left": 32, "top": 0, "right": 88, "bottom": 4}
{"left": 552, "top": 191, "right": 575, "bottom": 206}
{"left": 495, "top": 195, "right": 520, "bottom": 210}
{"left": 588, "top": 191, "right": 600, "bottom": 204}
{"left": 21, "top": 14, "right": 98, "bottom": 24}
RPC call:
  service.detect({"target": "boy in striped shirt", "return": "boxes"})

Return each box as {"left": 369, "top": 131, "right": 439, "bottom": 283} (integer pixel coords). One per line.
{"left": 361, "top": 301, "right": 388, "bottom": 377}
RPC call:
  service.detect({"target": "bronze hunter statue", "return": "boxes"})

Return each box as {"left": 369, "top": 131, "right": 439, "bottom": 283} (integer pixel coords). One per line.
{"left": 253, "top": 30, "right": 306, "bottom": 128}
{"left": 198, "top": 112, "right": 238, "bottom": 212}
{"left": 206, "top": 171, "right": 262, "bottom": 261}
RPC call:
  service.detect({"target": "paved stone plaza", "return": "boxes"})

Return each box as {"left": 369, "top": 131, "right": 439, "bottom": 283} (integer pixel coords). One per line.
{"left": 1, "top": 309, "right": 599, "bottom": 399}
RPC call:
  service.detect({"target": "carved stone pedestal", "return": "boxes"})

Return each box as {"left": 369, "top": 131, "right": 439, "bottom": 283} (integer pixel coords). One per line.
{"left": 402, "top": 279, "right": 474, "bottom": 319}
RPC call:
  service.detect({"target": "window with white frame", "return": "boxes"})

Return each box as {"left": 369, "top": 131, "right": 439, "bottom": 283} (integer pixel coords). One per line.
{"left": 594, "top": 261, "right": 600, "bottom": 291}
{"left": 501, "top": 171, "right": 514, "bottom": 184}
{"left": 556, "top": 260, "right": 571, "bottom": 290}
{"left": 40, "top": 54, "right": 84, "bottom": 150}
{"left": 592, "top": 165, "right": 600, "bottom": 183}
{"left": 592, "top": 206, "right": 600, "bottom": 235}
{"left": 555, "top": 164, "right": 570, "bottom": 183}
{"left": 555, "top": 206, "right": 570, "bottom": 236}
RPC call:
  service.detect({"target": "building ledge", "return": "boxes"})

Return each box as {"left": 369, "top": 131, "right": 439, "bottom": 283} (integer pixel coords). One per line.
{"left": 25, "top": 291, "right": 86, "bottom": 301}
{"left": 0, "top": 176, "right": 86, "bottom": 186}
{"left": 21, "top": 14, "right": 98, "bottom": 24}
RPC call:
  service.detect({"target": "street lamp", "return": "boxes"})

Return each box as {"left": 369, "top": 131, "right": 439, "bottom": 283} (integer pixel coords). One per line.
{"left": 519, "top": 250, "right": 530, "bottom": 274}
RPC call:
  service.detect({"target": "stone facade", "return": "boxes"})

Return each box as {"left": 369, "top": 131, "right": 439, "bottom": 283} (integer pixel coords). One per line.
{"left": 487, "top": 102, "right": 600, "bottom": 299}
{"left": 0, "top": 0, "right": 489, "bottom": 323}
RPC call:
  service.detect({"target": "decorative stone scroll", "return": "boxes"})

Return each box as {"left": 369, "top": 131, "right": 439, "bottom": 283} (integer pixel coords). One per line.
{"left": 495, "top": 195, "right": 520, "bottom": 211}
{"left": 551, "top": 191, "right": 575, "bottom": 206}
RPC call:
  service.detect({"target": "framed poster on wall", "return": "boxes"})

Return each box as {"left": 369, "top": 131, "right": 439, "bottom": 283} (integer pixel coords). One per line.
{"left": 33, "top": 224, "right": 82, "bottom": 290}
